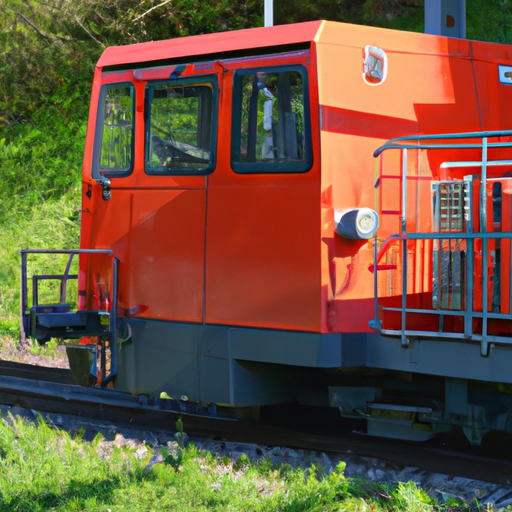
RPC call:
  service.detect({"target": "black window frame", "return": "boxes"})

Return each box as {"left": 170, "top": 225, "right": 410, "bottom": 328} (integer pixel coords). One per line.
{"left": 231, "top": 64, "right": 312, "bottom": 174}
{"left": 144, "top": 75, "right": 218, "bottom": 176}
{"left": 92, "top": 82, "right": 135, "bottom": 179}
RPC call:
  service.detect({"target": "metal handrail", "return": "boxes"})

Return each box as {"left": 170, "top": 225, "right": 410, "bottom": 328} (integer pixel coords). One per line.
{"left": 20, "top": 248, "right": 118, "bottom": 386}
{"left": 371, "top": 130, "right": 512, "bottom": 356}
{"left": 20, "top": 248, "right": 114, "bottom": 317}
{"left": 373, "top": 129, "right": 512, "bottom": 157}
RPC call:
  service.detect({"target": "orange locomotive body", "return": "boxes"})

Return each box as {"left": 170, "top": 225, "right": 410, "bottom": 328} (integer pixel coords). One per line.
{"left": 21, "top": 20, "right": 512, "bottom": 442}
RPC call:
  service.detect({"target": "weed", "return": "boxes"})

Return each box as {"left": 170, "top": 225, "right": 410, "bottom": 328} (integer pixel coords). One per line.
{"left": 393, "top": 481, "right": 434, "bottom": 511}
{"left": 28, "top": 338, "right": 60, "bottom": 357}
{"left": 161, "top": 445, "right": 184, "bottom": 470}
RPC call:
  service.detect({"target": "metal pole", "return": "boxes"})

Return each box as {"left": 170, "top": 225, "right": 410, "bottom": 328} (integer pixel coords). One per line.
{"left": 264, "top": 0, "right": 273, "bottom": 27}
{"left": 481, "top": 138, "right": 489, "bottom": 356}
{"left": 20, "top": 252, "right": 29, "bottom": 346}
{"left": 425, "top": 0, "right": 466, "bottom": 39}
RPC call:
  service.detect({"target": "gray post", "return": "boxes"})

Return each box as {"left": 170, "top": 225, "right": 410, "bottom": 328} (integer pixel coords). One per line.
{"left": 425, "top": 0, "right": 466, "bottom": 38}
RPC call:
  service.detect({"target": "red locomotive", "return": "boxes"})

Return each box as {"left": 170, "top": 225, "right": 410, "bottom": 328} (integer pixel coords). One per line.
{"left": 21, "top": 20, "right": 512, "bottom": 443}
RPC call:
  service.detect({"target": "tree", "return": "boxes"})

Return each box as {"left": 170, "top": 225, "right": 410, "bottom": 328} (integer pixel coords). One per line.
{"left": 0, "top": 0, "right": 264, "bottom": 134}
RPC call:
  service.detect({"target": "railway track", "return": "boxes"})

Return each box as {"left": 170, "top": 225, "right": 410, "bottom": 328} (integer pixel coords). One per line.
{"left": 0, "top": 360, "right": 511, "bottom": 488}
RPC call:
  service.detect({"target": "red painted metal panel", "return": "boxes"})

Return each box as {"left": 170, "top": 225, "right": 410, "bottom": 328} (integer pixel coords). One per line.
{"left": 314, "top": 24, "right": 512, "bottom": 334}
{"left": 321, "top": 106, "right": 419, "bottom": 140}
{"left": 206, "top": 176, "right": 321, "bottom": 331}
{"left": 83, "top": 186, "right": 207, "bottom": 322}
{"left": 96, "top": 21, "right": 324, "bottom": 69}
{"left": 205, "top": 51, "right": 322, "bottom": 331}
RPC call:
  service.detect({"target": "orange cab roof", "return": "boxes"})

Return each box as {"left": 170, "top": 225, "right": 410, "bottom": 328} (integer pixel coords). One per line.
{"left": 97, "top": 20, "right": 325, "bottom": 68}
{"left": 96, "top": 19, "right": 512, "bottom": 71}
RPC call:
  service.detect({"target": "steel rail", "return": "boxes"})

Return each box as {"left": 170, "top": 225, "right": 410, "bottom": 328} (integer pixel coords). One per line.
{"left": 0, "top": 360, "right": 510, "bottom": 486}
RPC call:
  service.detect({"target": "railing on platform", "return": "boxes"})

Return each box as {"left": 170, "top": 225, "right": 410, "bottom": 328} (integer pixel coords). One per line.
{"left": 20, "top": 248, "right": 119, "bottom": 386}
{"left": 371, "top": 130, "right": 512, "bottom": 356}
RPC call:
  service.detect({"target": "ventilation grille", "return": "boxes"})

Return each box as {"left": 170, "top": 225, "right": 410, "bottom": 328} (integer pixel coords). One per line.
{"left": 433, "top": 181, "right": 468, "bottom": 232}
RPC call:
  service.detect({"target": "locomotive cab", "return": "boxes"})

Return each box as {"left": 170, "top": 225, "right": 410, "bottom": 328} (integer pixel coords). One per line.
{"left": 20, "top": 20, "right": 512, "bottom": 444}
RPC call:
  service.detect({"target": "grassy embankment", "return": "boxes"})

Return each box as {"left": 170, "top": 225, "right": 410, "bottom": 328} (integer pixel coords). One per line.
{"left": 0, "top": 412, "right": 472, "bottom": 512}
{"left": 0, "top": 100, "right": 85, "bottom": 358}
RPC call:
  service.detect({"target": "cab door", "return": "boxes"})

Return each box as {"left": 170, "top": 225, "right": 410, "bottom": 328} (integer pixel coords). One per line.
{"left": 82, "top": 69, "right": 218, "bottom": 323}
{"left": 205, "top": 51, "right": 322, "bottom": 332}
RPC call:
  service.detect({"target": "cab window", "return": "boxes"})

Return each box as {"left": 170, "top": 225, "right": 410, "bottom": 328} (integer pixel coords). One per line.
{"left": 231, "top": 66, "right": 311, "bottom": 173}
{"left": 94, "top": 84, "right": 134, "bottom": 176}
{"left": 146, "top": 78, "right": 216, "bottom": 175}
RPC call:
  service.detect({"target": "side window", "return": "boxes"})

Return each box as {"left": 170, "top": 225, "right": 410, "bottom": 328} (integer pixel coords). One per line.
{"left": 146, "top": 79, "right": 216, "bottom": 175}
{"left": 232, "top": 66, "right": 311, "bottom": 173}
{"left": 95, "top": 84, "right": 134, "bottom": 175}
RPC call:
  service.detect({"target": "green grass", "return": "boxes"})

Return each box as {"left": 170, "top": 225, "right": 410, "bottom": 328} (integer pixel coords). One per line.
{"left": 0, "top": 102, "right": 84, "bottom": 327}
{"left": 0, "top": 189, "right": 81, "bottom": 324}
{"left": 0, "top": 413, "right": 477, "bottom": 512}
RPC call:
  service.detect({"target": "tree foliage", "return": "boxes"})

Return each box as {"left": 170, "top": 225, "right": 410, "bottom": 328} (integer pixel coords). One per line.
{"left": 466, "top": 0, "right": 512, "bottom": 43}
{"left": 0, "top": 0, "right": 264, "bottom": 133}
{"left": 2, "top": 0, "right": 512, "bottom": 135}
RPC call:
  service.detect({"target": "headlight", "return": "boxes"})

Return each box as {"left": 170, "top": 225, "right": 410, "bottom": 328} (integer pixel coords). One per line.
{"left": 334, "top": 208, "right": 379, "bottom": 240}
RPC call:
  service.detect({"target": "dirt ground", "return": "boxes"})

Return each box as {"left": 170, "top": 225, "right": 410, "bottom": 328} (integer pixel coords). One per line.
{"left": 0, "top": 335, "right": 69, "bottom": 368}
